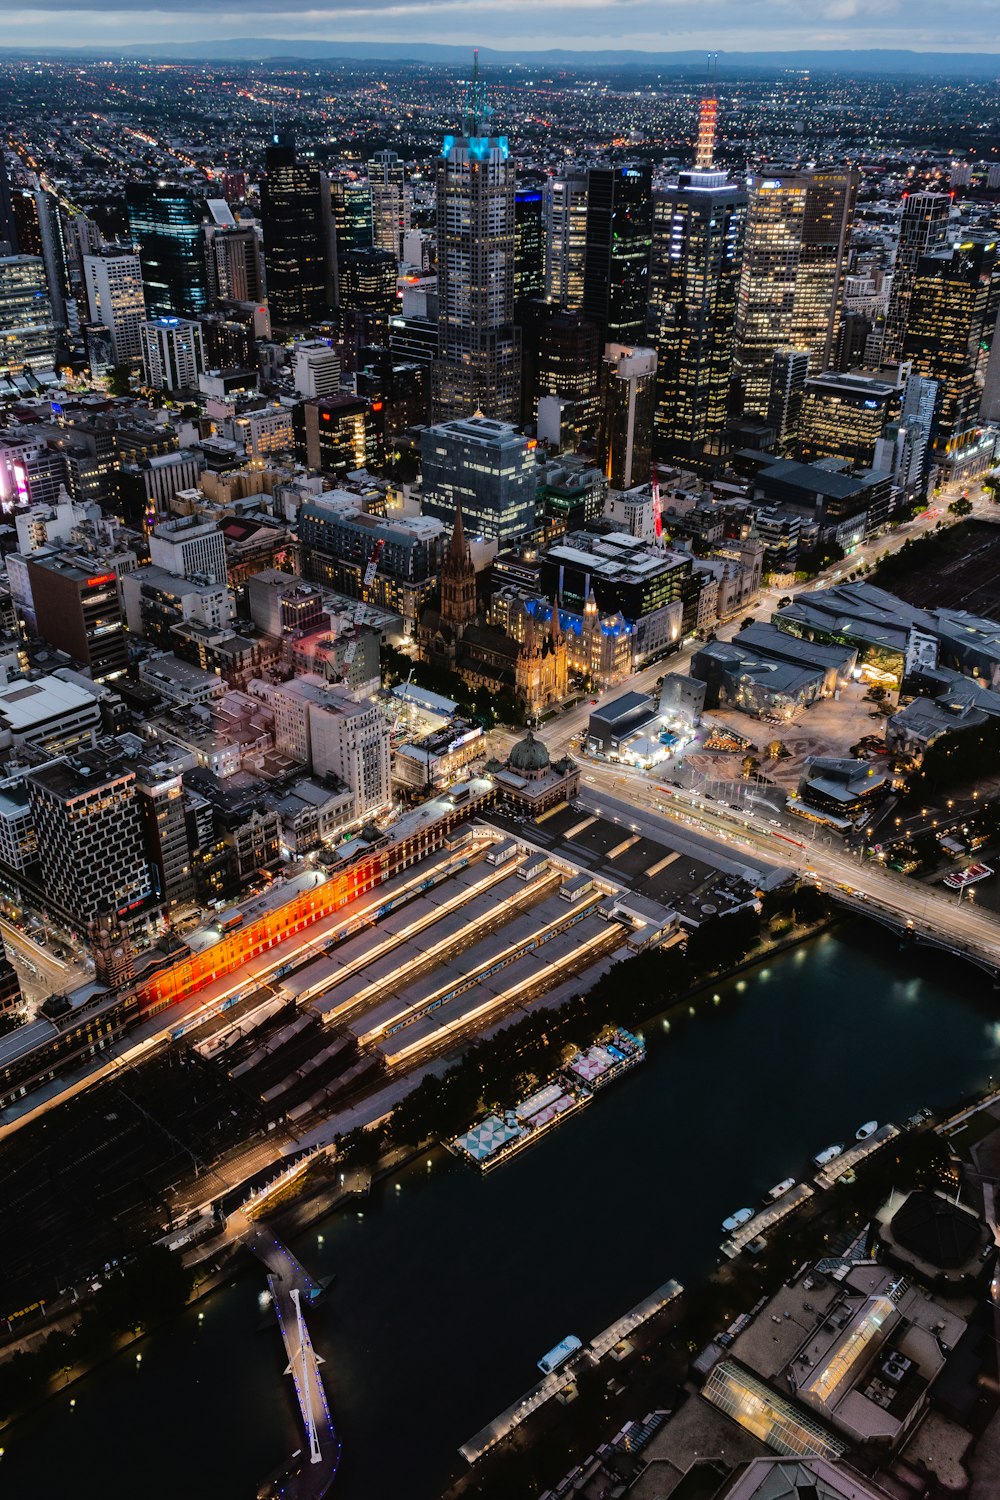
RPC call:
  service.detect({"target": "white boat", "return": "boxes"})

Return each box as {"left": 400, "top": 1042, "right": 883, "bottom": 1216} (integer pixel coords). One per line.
{"left": 767, "top": 1178, "right": 795, "bottom": 1201}
{"left": 538, "top": 1335, "right": 582, "bottom": 1375}
{"left": 813, "top": 1144, "right": 844, "bottom": 1167}
{"left": 722, "top": 1207, "right": 754, "bottom": 1233}
{"left": 856, "top": 1120, "right": 878, "bottom": 1141}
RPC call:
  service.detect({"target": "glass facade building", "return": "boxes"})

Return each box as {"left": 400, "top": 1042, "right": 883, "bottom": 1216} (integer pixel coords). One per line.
{"left": 650, "top": 169, "right": 747, "bottom": 464}
{"left": 0, "top": 254, "right": 56, "bottom": 375}
{"left": 126, "top": 183, "right": 209, "bottom": 317}
{"left": 421, "top": 416, "right": 537, "bottom": 543}
{"left": 583, "top": 162, "right": 653, "bottom": 346}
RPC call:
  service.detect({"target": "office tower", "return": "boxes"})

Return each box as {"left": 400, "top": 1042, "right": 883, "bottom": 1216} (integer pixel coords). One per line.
{"left": 150, "top": 515, "right": 227, "bottom": 583}
{"left": 432, "top": 55, "right": 520, "bottom": 423}
{"left": 204, "top": 222, "right": 264, "bottom": 305}
{"left": 126, "top": 183, "right": 209, "bottom": 317}
{"left": 9, "top": 183, "right": 69, "bottom": 326}
{"left": 0, "top": 256, "right": 57, "bottom": 376}
{"left": 694, "top": 94, "right": 718, "bottom": 171}
{"left": 339, "top": 247, "right": 397, "bottom": 349}
{"left": 25, "top": 554, "right": 128, "bottom": 680}
{"left": 881, "top": 192, "right": 951, "bottom": 365}
{"left": 260, "top": 134, "right": 332, "bottom": 327}
{"left": 356, "top": 348, "right": 428, "bottom": 437}
{"left": 329, "top": 175, "right": 374, "bottom": 258}
{"left": 766, "top": 348, "right": 810, "bottom": 449}
{"left": 0, "top": 154, "right": 15, "bottom": 254}
{"left": 519, "top": 305, "right": 601, "bottom": 436}
{"left": 904, "top": 235, "right": 1000, "bottom": 456}
{"left": 83, "top": 246, "right": 146, "bottom": 367}
{"left": 649, "top": 108, "right": 746, "bottom": 466}
{"left": 141, "top": 315, "right": 205, "bottom": 391}
{"left": 294, "top": 340, "right": 341, "bottom": 398}
{"left": 515, "top": 187, "right": 545, "bottom": 300}
{"left": 736, "top": 168, "right": 858, "bottom": 415}
{"left": 543, "top": 169, "right": 588, "bottom": 311}
{"left": 582, "top": 162, "right": 653, "bottom": 345}
{"left": 835, "top": 310, "right": 871, "bottom": 372}
{"left": 598, "top": 344, "right": 657, "bottom": 490}
{"left": 136, "top": 762, "right": 195, "bottom": 907}
{"left": 294, "top": 394, "right": 384, "bottom": 477}
{"left": 797, "top": 371, "right": 900, "bottom": 467}
{"left": 368, "top": 150, "right": 410, "bottom": 259}
{"left": 65, "top": 213, "right": 103, "bottom": 297}
{"left": 420, "top": 416, "right": 536, "bottom": 543}
{"left": 200, "top": 313, "right": 254, "bottom": 371}
{"left": 25, "top": 750, "right": 152, "bottom": 928}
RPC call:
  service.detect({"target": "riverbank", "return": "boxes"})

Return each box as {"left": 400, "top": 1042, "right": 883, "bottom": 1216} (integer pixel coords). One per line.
{"left": 4, "top": 911, "right": 999, "bottom": 1500}
{"left": 0, "top": 906, "right": 874, "bottom": 1441}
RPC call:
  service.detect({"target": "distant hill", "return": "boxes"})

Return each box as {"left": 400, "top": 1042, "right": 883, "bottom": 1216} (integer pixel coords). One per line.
{"left": 4, "top": 42, "right": 1000, "bottom": 76}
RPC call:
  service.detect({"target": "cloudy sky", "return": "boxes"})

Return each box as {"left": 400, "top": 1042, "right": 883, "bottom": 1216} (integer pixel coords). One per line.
{"left": 0, "top": 0, "right": 995, "bottom": 55}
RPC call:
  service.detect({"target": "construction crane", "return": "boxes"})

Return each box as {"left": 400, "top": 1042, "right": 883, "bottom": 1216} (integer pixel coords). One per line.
{"left": 342, "top": 536, "right": 385, "bottom": 673}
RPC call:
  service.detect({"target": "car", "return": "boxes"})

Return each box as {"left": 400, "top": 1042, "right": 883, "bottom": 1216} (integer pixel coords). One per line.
{"left": 590, "top": 698, "right": 598, "bottom": 705}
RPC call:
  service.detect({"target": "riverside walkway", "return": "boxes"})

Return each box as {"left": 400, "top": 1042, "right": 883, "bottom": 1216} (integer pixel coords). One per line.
{"left": 249, "top": 1227, "right": 340, "bottom": 1500}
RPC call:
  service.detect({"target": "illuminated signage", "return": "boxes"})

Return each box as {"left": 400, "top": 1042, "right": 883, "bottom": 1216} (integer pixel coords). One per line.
{"left": 87, "top": 573, "right": 117, "bottom": 587}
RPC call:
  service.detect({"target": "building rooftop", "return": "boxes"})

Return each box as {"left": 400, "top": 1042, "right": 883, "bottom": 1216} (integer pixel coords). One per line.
{"left": 0, "top": 674, "right": 100, "bottom": 734}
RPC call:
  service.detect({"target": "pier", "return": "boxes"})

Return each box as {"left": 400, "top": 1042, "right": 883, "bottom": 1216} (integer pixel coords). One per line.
{"left": 249, "top": 1228, "right": 340, "bottom": 1500}
{"left": 459, "top": 1277, "right": 683, "bottom": 1465}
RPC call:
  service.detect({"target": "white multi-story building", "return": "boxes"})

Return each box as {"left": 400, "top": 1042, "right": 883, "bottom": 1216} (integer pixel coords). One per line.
{"left": 141, "top": 316, "right": 205, "bottom": 391}
{"left": 82, "top": 247, "right": 146, "bottom": 367}
{"left": 149, "top": 514, "right": 227, "bottom": 584}
{"left": 293, "top": 341, "right": 341, "bottom": 399}
{"left": 249, "top": 674, "right": 390, "bottom": 822}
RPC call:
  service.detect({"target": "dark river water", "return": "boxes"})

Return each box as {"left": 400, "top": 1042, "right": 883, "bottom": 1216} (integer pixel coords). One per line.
{"left": 5, "top": 923, "right": 999, "bottom": 1500}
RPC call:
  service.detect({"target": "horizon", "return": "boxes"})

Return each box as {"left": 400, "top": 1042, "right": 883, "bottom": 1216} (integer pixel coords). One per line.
{"left": 1, "top": 3, "right": 1000, "bottom": 61}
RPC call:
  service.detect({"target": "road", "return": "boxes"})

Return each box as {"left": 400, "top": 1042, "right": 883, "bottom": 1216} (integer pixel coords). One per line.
{"left": 0, "top": 915, "right": 89, "bottom": 1002}
{"left": 570, "top": 757, "right": 1000, "bottom": 969}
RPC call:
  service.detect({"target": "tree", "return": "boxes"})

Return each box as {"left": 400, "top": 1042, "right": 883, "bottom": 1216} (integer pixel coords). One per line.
{"left": 777, "top": 596, "right": 792, "bottom": 609}
{"left": 739, "top": 617, "right": 755, "bottom": 631}
{"left": 948, "top": 495, "right": 973, "bottom": 517}
{"left": 865, "top": 684, "right": 888, "bottom": 703}
{"left": 93, "top": 1246, "right": 193, "bottom": 1335}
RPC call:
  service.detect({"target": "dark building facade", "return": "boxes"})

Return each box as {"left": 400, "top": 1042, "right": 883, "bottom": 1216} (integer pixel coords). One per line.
{"left": 582, "top": 162, "right": 653, "bottom": 345}
{"left": 260, "top": 135, "right": 331, "bottom": 328}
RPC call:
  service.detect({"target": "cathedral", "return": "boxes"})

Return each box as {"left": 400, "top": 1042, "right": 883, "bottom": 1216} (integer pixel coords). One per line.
{"left": 419, "top": 507, "right": 568, "bottom": 715}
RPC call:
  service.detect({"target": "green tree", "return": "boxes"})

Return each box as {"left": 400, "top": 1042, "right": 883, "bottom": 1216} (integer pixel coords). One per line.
{"left": 948, "top": 495, "right": 973, "bottom": 517}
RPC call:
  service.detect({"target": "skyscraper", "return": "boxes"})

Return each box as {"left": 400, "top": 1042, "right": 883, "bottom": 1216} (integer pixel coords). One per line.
{"left": 432, "top": 53, "right": 520, "bottom": 423}
{"left": 82, "top": 246, "right": 146, "bottom": 367}
{"left": 8, "top": 182, "right": 69, "bottom": 326}
{"left": 582, "top": 162, "right": 653, "bottom": 346}
{"left": 766, "top": 348, "right": 810, "bottom": 449}
{"left": 260, "top": 134, "right": 332, "bottom": 327}
{"left": 368, "top": 150, "right": 410, "bottom": 260}
{"left": 543, "top": 168, "right": 588, "bottom": 311}
{"left": 141, "top": 315, "right": 206, "bottom": 391}
{"left": 736, "top": 168, "right": 858, "bottom": 415}
{"left": 649, "top": 100, "right": 746, "bottom": 466}
{"left": 339, "top": 247, "right": 397, "bottom": 351}
{"left": 126, "top": 183, "right": 209, "bottom": 317}
{"left": 204, "top": 222, "right": 264, "bottom": 305}
{"left": 515, "top": 187, "right": 545, "bottom": 301}
{"left": 881, "top": 191, "right": 951, "bottom": 365}
{"left": 598, "top": 344, "right": 657, "bottom": 490}
{"left": 903, "top": 235, "right": 1000, "bottom": 458}
{"left": 0, "top": 256, "right": 57, "bottom": 375}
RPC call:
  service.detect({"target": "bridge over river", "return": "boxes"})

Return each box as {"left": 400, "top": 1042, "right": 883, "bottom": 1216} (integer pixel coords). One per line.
{"left": 248, "top": 1227, "right": 340, "bottom": 1499}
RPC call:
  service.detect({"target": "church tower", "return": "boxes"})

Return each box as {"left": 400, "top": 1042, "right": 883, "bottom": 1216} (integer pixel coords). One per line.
{"left": 440, "top": 503, "right": 477, "bottom": 633}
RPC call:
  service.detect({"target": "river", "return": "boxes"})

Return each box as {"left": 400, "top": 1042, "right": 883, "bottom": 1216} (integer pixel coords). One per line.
{"left": 4, "top": 922, "right": 999, "bottom": 1499}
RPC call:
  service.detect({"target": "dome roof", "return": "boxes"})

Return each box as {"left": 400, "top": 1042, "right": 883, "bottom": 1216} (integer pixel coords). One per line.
{"left": 509, "top": 730, "right": 550, "bottom": 773}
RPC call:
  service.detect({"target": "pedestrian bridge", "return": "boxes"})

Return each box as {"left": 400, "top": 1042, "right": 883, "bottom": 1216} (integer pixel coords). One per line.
{"left": 249, "top": 1227, "right": 340, "bottom": 1500}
